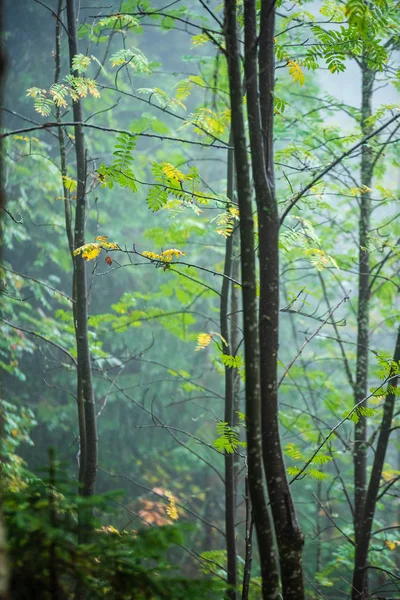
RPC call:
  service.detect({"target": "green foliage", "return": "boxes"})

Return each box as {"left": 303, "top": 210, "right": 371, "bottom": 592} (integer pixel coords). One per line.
{"left": 71, "top": 53, "right": 92, "bottom": 73}
{"left": 4, "top": 470, "right": 222, "bottom": 599}
{"left": 98, "top": 14, "right": 139, "bottom": 29}
{"left": 5, "top": 1, "right": 400, "bottom": 596}
{"left": 147, "top": 185, "right": 168, "bottom": 212}
{"left": 285, "top": 443, "right": 333, "bottom": 480}
{"left": 138, "top": 87, "right": 185, "bottom": 111}
{"left": 175, "top": 75, "right": 206, "bottom": 101}
{"left": 1, "top": 400, "right": 36, "bottom": 486}
{"left": 98, "top": 134, "right": 138, "bottom": 192}
{"left": 279, "top": 217, "right": 340, "bottom": 271}
{"left": 345, "top": 405, "right": 379, "bottom": 424}
{"left": 221, "top": 354, "right": 243, "bottom": 369}
{"left": 213, "top": 421, "right": 245, "bottom": 454}
{"left": 110, "top": 48, "right": 151, "bottom": 74}
{"left": 27, "top": 72, "right": 100, "bottom": 116}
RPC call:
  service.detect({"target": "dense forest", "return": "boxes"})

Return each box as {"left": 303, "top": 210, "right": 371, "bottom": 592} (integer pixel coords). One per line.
{"left": 0, "top": 0, "right": 399, "bottom": 598}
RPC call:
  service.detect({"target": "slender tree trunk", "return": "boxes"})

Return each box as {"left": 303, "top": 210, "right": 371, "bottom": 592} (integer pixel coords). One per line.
{"left": 352, "top": 327, "right": 400, "bottom": 599}
{"left": 231, "top": 226, "right": 241, "bottom": 498}
{"left": 315, "top": 465, "right": 323, "bottom": 576}
{"left": 241, "top": 477, "right": 253, "bottom": 600}
{"left": 352, "top": 56, "right": 374, "bottom": 599}
{"left": 224, "top": 1, "right": 279, "bottom": 597}
{"left": 353, "top": 58, "right": 374, "bottom": 542}
{"left": 66, "top": 0, "right": 97, "bottom": 498}
{"left": 221, "top": 136, "right": 237, "bottom": 600}
{"left": 54, "top": 0, "right": 87, "bottom": 488}
{"left": 255, "top": 2, "right": 304, "bottom": 597}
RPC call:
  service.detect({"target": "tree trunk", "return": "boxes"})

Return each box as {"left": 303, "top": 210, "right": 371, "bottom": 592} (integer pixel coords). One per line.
{"left": 54, "top": 0, "right": 87, "bottom": 490}
{"left": 224, "top": 1, "right": 279, "bottom": 597}
{"left": 353, "top": 58, "right": 374, "bottom": 542}
{"left": 221, "top": 135, "right": 237, "bottom": 600}
{"left": 66, "top": 0, "right": 97, "bottom": 499}
{"left": 255, "top": 2, "right": 304, "bottom": 597}
{"left": 352, "top": 327, "right": 400, "bottom": 599}
{"left": 352, "top": 56, "right": 374, "bottom": 599}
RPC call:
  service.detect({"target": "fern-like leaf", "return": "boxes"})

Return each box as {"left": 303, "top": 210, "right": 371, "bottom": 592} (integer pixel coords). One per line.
{"left": 287, "top": 60, "right": 305, "bottom": 86}
{"left": 147, "top": 186, "right": 168, "bottom": 212}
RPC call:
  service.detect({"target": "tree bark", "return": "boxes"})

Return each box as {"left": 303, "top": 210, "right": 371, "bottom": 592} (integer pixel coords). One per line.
{"left": 66, "top": 0, "right": 97, "bottom": 499}
{"left": 54, "top": 0, "right": 87, "bottom": 490}
{"left": 224, "top": 1, "right": 279, "bottom": 597}
{"left": 352, "top": 327, "right": 400, "bottom": 599}
{"left": 353, "top": 58, "right": 374, "bottom": 543}
{"left": 352, "top": 56, "right": 374, "bottom": 599}
{"left": 221, "top": 135, "right": 237, "bottom": 600}
{"left": 241, "top": 477, "right": 254, "bottom": 600}
{"left": 256, "top": 2, "right": 304, "bottom": 598}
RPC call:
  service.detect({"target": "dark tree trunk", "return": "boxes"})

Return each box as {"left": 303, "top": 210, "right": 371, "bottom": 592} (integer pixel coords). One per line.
{"left": 352, "top": 327, "right": 400, "bottom": 599}
{"left": 221, "top": 137, "right": 237, "bottom": 600}
{"left": 224, "top": 0, "right": 279, "bottom": 597}
{"left": 241, "top": 477, "right": 254, "bottom": 600}
{"left": 352, "top": 56, "right": 374, "bottom": 599}
{"left": 249, "top": 1, "right": 304, "bottom": 597}
{"left": 66, "top": 0, "right": 97, "bottom": 499}
{"left": 231, "top": 226, "right": 241, "bottom": 497}
{"left": 54, "top": 0, "right": 87, "bottom": 489}
{"left": 353, "top": 59, "right": 374, "bottom": 543}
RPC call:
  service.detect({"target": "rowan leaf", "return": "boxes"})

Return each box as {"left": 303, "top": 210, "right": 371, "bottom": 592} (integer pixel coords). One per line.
{"left": 73, "top": 237, "right": 119, "bottom": 261}
{"left": 195, "top": 333, "right": 212, "bottom": 351}
{"left": 161, "top": 162, "right": 185, "bottom": 181}
{"left": 287, "top": 60, "right": 305, "bottom": 86}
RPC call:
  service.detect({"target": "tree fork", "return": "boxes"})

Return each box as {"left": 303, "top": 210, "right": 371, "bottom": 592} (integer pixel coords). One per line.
{"left": 224, "top": 0, "right": 279, "bottom": 597}
{"left": 257, "top": 1, "right": 305, "bottom": 597}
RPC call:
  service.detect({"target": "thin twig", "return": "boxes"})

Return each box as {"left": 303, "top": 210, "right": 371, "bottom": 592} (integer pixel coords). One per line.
{"left": 0, "top": 121, "right": 231, "bottom": 149}
{"left": 0, "top": 318, "right": 77, "bottom": 366}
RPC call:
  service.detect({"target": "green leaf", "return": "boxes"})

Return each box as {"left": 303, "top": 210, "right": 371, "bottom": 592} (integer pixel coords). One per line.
{"left": 147, "top": 186, "right": 168, "bottom": 212}
{"left": 213, "top": 422, "right": 243, "bottom": 454}
{"left": 221, "top": 354, "right": 243, "bottom": 369}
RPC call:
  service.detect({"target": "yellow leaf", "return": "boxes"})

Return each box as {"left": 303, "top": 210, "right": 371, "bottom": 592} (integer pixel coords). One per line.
{"left": 195, "top": 333, "right": 212, "bottom": 351}
{"left": 82, "top": 244, "right": 102, "bottom": 261}
{"left": 165, "top": 491, "right": 179, "bottom": 521}
{"left": 101, "top": 525, "right": 120, "bottom": 535}
{"left": 161, "top": 162, "right": 185, "bottom": 181}
{"left": 386, "top": 540, "right": 396, "bottom": 550}
{"left": 101, "top": 241, "right": 119, "bottom": 250}
{"left": 74, "top": 237, "right": 119, "bottom": 260}
{"left": 73, "top": 243, "right": 101, "bottom": 260}
{"left": 11, "top": 429, "right": 19, "bottom": 437}
{"left": 13, "top": 135, "right": 30, "bottom": 142}
{"left": 160, "top": 248, "right": 186, "bottom": 262}
{"left": 192, "top": 33, "right": 209, "bottom": 46}
{"left": 287, "top": 60, "right": 305, "bottom": 86}
{"left": 142, "top": 250, "right": 162, "bottom": 261}
{"left": 26, "top": 87, "right": 42, "bottom": 98}
{"left": 143, "top": 248, "right": 185, "bottom": 263}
